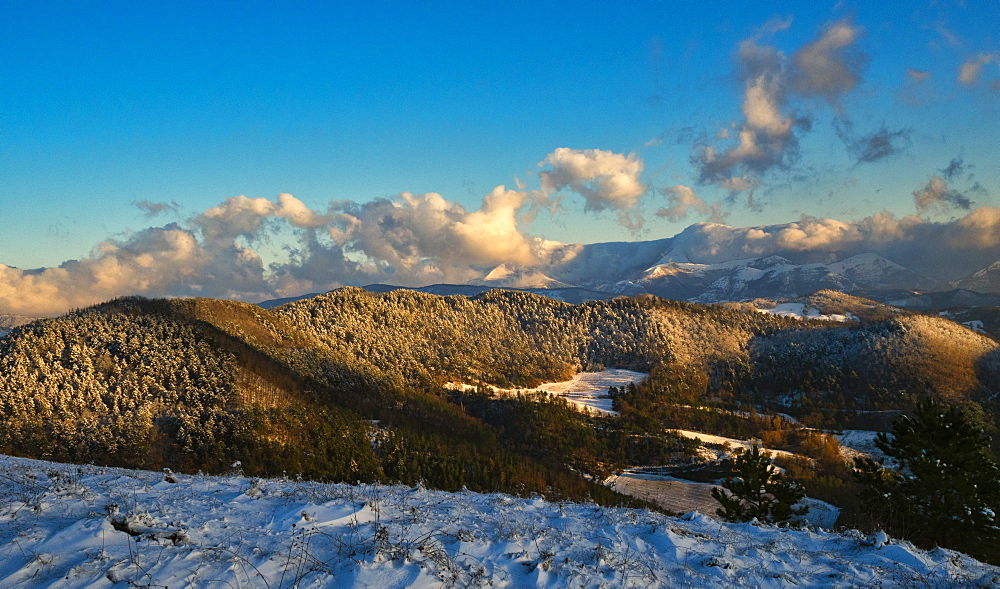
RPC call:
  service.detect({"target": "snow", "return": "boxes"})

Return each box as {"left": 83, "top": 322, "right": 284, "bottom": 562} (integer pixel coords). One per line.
{"left": 608, "top": 472, "right": 840, "bottom": 530}
{"left": 1, "top": 454, "right": 997, "bottom": 588}
{"left": 963, "top": 319, "right": 986, "bottom": 334}
{"left": 448, "top": 369, "right": 648, "bottom": 416}
{"left": 755, "top": 303, "right": 857, "bottom": 322}
{"left": 673, "top": 430, "right": 796, "bottom": 460}
{"left": 533, "top": 369, "right": 646, "bottom": 415}
{"left": 836, "top": 430, "right": 890, "bottom": 463}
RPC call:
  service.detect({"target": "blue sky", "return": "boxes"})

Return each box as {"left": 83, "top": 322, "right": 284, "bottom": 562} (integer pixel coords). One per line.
{"left": 1, "top": 1, "right": 998, "bottom": 314}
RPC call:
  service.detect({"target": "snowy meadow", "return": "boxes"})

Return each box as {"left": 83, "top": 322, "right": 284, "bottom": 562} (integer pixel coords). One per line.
{"left": 0, "top": 454, "right": 996, "bottom": 588}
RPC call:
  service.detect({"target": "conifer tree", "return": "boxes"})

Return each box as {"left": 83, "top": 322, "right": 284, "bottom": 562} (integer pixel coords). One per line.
{"left": 854, "top": 399, "right": 1000, "bottom": 564}
{"left": 712, "top": 444, "right": 807, "bottom": 524}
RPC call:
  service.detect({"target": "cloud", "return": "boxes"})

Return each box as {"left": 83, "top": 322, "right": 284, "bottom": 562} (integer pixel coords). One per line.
{"left": 134, "top": 200, "right": 181, "bottom": 218}
{"left": 195, "top": 193, "right": 328, "bottom": 246}
{"left": 692, "top": 19, "right": 866, "bottom": 189}
{"left": 835, "top": 119, "right": 911, "bottom": 164}
{"left": 959, "top": 52, "right": 996, "bottom": 85}
{"left": 0, "top": 187, "right": 555, "bottom": 315}
{"left": 906, "top": 68, "right": 930, "bottom": 82}
{"left": 0, "top": 223, "right": 269, "bottom": 316}
{"left": 656, "top": 185, "right": 709, "bottom": 222}
{"left": 328, "top": 187, "right": 542, "bottom": 283}
{"left": 741, "top": 215, "right": 863, "bottom": 254}
{"left": 5, "top": 191, "right": 1000, "bottom": 315}
{"left": 788, "top": 20, "right": 867, "bottom": 104}
{"left": 941, "top": 157, "right": 966, "bottom": 180}
{"left": 539, "top": 148, "right": 647, "bottom": 211}
{"left": 948, "top": 206, "right": 1000, "bottom": 249}
{"left": 913, "top": 176, "right": 974, "bottom": 214}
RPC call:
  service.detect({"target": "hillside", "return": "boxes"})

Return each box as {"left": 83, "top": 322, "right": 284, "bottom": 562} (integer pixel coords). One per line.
{"left": 0, "top": 296, "right": 647, "bottom": 505}
{"left": 2, "top": 290, "right": 997, "bottom": 465}
{"left": 1, "top": 453, "right": 996, "bottom": 588}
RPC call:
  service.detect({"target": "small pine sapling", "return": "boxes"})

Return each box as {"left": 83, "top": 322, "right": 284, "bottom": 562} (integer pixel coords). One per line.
{"left": 712, "top": 444, "right": 808, "bottom": 524}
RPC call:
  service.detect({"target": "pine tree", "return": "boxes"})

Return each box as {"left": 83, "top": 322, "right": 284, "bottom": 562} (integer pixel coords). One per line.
{"left": 712, "top": 444, "right": 807, "bottom": 524}
{"left": 854, "top": 399, "right": 1000, "bottom": 564}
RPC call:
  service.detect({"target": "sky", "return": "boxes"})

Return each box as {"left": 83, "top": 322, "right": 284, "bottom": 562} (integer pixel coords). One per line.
{"left": 1, "top": 1, "right": 998, "bottom": 315}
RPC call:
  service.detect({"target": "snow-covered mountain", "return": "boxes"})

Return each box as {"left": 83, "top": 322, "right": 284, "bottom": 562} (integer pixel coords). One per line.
{"left": 607, "top": 253, "right": 940, "bottom": 303}
{"left": 530, "top": 220, "right": 1000, "bottom": 301}
{"left": 955, "top": 260, "right": 1000, "bottom": 293}
{"left": 0, "top": 314, "right": 34, "bottom": 338}
{"left": 445, "top": 244, "right": 937, "bottom": 304}
{"left": 251, "top": 218, "right": 1000, "bottom": 307}
{"left": 473, "top": 224, "right": 963, "bottom": 303}
{"left": 2, "top": 453, "right": 997, "bottom": 588}
{"left": 475, "top": 263, "right": 572, "bottom": 289}
{"left": 253, "top": 218, "right": 1000, "bottom": 307}
{"left": 261, "top": 248, "right": 973, "bottom": 306}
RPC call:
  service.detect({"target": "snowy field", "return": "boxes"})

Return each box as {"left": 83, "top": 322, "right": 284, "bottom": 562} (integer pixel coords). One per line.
{"left": 755, "top": 303, "right": 857, "bottom": 322}
{"left": 0, "top": 455, "right": 997, "bottom": 588}
{"left": 673, "top": 429, "right": 796, "bottom": 460}
{"left": 533, "top": 369, "right": 646, "bottom": 415}
{"left": 836, "top": 430, "right": 890, "bottom": 463}
{"left": 448, "top": 369, "right": 648, "bottom": 415}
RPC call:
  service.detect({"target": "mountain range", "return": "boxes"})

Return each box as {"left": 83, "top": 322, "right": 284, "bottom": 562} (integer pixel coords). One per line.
{"left": 465, "top": 222, "right": 1000, "bottom": 303}
{"left": 249, "top": 226, "right": 1000, "bottom": 312}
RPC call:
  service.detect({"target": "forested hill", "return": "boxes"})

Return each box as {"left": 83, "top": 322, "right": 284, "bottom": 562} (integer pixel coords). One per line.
{"left": 271, "top": 287, "right": 789, "bottom": 388}
{"left": 0, "top": 289, "right": 997, "bottom": 495}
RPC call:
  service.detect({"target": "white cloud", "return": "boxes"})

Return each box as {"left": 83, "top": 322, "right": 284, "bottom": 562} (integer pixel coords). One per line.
{"left": 692, "top": 19, "right": 867, "bottom": 191}
{"left": 539, "top": 148, "right": 647, "bottom": 211}
{"left": 0, "top": 224, "right": 270, "bottom": 316}
{"left": 949, "top": 207, "right": 1000, "bottom": 249}
{"left": 329, "top": 187, "right": 542, "bottom": 282}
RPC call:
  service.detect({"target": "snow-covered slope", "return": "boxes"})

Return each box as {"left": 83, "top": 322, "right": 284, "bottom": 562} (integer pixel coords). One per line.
{"left": 327, "top": 251, "right": 946, "bottom": 308}
{"left": 827, "top": 253, "right": 940, "bottom": 290}
{"left": 0, "top": 454, "right": 997, "bottom": 588}
{"left": 0, "top": 314, "right": 35, "bottom": 338}
{"left": 955, "top": 260, "right": 1000, "bottom": 293}
{"left": 610, "top": 253, "right": 932, "bottom": 303}
{"left": 510, "top": 235, "right": 948, "bottom": 303}
{"left": 475, "top": 264, "right": 572, "bottom": 289}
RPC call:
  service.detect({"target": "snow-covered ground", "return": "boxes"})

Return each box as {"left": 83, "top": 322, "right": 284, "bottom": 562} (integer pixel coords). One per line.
{"left": 0, "top": 454, "right": 996, "bottom": 588}
{"left": 673, "top": 429, "right": 795, "bottom": 460}
{"left": 533, "top": 369, "right": 646, "bottom": 415}
{"left": 755, "top": 303, "right": 857, "bottom": 322}
{"left": 448, "top": 369, "right": 647, "bottom": 415}
{"left": 608, "top": 472, "right": 839, "bottom": 530}
{"left": 836, "top": 430, "right": 890, "bottom": 463}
